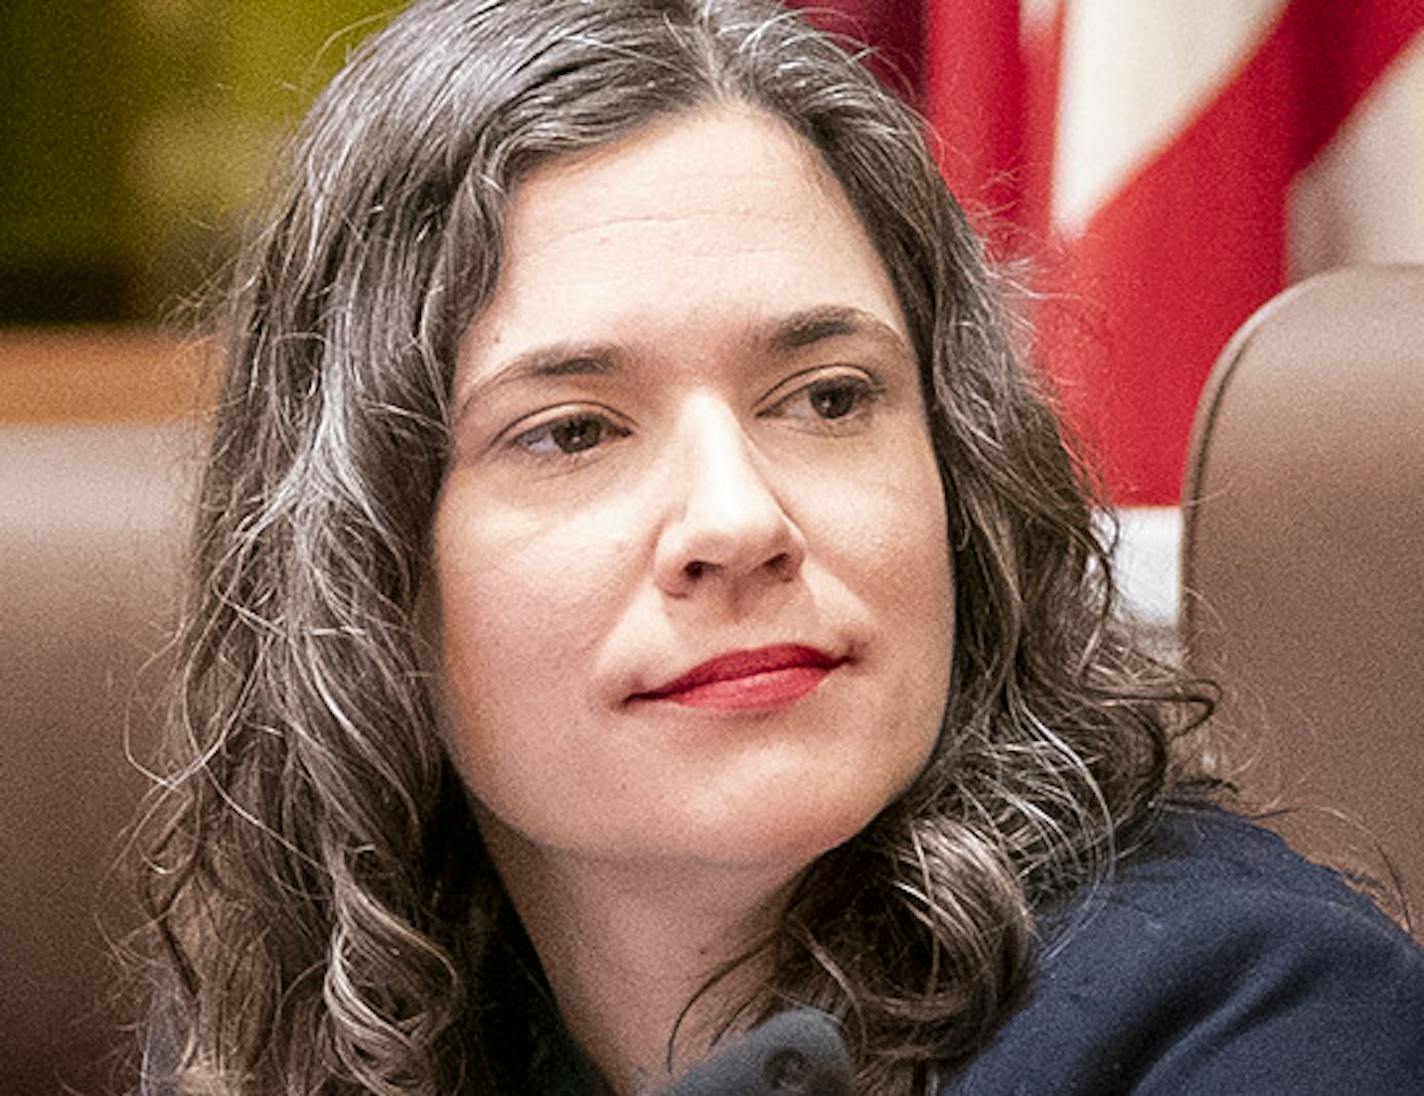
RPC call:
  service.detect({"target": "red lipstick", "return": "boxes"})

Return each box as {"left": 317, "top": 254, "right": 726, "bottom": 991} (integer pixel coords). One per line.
{"left": 633, "top": 644, "right": 842, "bottom": 712}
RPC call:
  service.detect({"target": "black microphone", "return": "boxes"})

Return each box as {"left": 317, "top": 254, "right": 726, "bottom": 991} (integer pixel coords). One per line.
{"left": 655, "top": 1008, "right": 853, "bottom": 1095}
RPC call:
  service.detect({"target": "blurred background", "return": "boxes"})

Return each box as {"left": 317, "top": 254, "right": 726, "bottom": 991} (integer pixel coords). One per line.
{"left": 0, "top": 0, "right": 399, "bottom": 426}
{"left": 1, "top": 0, "right": 394, "bottom": 328}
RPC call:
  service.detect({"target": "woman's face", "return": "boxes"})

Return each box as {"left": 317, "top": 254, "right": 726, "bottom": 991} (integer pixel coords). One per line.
{"left": 431, "top": 105, "right": 953, "bottom": 878}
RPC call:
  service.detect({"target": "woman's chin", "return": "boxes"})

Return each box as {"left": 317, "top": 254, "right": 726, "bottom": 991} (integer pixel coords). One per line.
{"left": 611, "top": 794, "right": 882, "bottom": 882}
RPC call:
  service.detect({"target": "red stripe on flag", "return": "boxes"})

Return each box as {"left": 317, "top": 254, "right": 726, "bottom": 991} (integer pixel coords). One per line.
{"left": 923, "top": 2, "right": 1025, "bottom": 226}
{"left": 1042, "top": 0, "right": 1424, "bottom": 503}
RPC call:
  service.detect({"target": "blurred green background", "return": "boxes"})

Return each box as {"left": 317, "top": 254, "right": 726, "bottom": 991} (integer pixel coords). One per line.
{"left": 0, "top": 1, "right": 405, "bottom": 325}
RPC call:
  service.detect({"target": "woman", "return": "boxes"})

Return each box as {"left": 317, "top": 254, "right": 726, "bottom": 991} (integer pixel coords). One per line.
{"left": 140, "top": 1, "right": 1423, "bottom": 1093}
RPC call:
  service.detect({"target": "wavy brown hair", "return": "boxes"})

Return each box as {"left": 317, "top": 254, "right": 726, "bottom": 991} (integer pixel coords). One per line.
{"left": 140, "top": 1, "right": 1214, "bottom": 1092}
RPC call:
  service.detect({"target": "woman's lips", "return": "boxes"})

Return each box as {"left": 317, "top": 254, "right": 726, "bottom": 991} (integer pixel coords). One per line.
{"left": 632, "top": 644, "right": 844, "bottom": 712}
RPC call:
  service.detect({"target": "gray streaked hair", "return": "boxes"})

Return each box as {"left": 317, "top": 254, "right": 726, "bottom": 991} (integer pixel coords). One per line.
{"left": 141, "top": 1, "right": 1213, "bottom": 1092}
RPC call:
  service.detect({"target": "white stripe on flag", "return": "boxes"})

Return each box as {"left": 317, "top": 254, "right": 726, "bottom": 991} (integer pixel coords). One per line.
{"left": 1052, "top": 0, "right": 1287, "bottom": 236}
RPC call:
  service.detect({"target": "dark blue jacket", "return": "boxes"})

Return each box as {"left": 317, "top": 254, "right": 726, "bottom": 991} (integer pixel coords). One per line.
{"left": 657, "top": 807, "right": 1424, "bottom": 1094}
{"left": 945, "top": 806, "right": 1424, "bottom": 1094}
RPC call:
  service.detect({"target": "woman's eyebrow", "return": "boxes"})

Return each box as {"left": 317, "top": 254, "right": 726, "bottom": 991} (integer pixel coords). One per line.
{"left": 455, "top": 344, "right": 617, "bottom": 422}
{"left": 761, "top": 304, "right": 909, "bottom": 356}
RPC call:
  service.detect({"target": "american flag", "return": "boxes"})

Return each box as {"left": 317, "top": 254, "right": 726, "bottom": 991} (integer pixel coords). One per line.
{"left": 793, "top": 0, "right": 1424, "bottom": 505}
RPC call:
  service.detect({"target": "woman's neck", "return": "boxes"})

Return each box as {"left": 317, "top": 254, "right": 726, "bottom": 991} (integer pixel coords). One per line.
{"left": 480, "top": 820, "right": 798, "bottom": 1093}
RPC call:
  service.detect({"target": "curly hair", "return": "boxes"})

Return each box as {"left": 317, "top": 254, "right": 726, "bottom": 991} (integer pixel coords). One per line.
{"left": 140, "top": 1, "right": 1214, "bottom": 1092}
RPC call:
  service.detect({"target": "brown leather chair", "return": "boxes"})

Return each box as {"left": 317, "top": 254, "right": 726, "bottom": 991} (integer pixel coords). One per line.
{"left": 1, "top": 418, "right": 196, "bottom": 1092}
{"left": 1182, "top": 265, "right": 1424, "bottom": 939}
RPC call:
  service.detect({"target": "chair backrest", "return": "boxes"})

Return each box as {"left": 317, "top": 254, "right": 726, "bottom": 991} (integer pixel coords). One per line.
{"left": 0, "top": 417, "right": 197, "bottom": 1092}
{"left": 1182, "top": 265, "right": 1424, "bottom": 937}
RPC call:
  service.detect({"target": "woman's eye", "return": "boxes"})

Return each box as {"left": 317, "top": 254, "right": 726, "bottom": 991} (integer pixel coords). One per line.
{"left": 806, "top": 378, "right": 865, "bottom": 419}
{"left": 768, "top": 371, "right": 883, "bottom": 429}
{"left": 509, "top": 411, "right": 628, "bottom": 459}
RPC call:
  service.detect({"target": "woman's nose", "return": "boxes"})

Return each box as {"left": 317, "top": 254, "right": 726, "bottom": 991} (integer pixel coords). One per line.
{"left": 652, "top": 400, "right": 807, "bottom": 600}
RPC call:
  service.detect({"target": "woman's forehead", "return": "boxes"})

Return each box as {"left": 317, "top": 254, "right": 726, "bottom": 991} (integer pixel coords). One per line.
{"left": 456, "top": 104, "right": 908, "bottom": 389}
